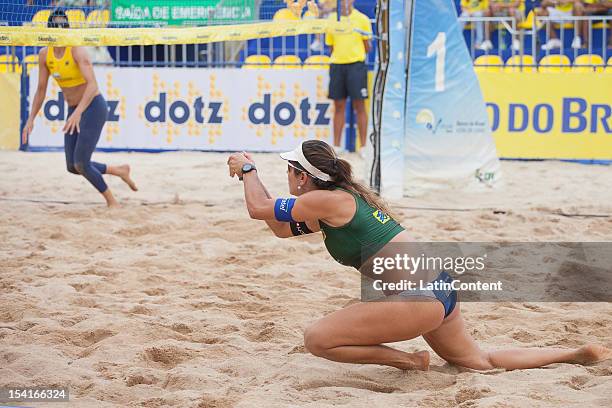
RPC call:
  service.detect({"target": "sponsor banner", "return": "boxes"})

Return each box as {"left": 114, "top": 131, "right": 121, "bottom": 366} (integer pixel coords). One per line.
{"left": 0, "top": 73, "right": 20, "bottom": 150}
{"left": 112, "top": 0, "right": 255, "bottom": 26}
{"left": 478, "top": 72, "right": 612, "bottom": 160}
{"left": 28, "top": 68, "right": 333, "bottom": 151}
{"left": 0, "top": 20, "right": 350, "bottom": 46}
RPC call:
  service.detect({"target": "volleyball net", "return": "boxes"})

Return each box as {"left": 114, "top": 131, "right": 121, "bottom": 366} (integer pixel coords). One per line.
{"left": 0, "top": 1, "right": 353, "bottom": 47}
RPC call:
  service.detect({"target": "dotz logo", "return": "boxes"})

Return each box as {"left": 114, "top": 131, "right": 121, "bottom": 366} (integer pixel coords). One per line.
{"left": 39, "top": 73, "right": 122, "bottom": 140}
{"left": 138, "top": 73, "right": 227, "bottom": 144}
{"left": 102, "top": 71, "right": 125, "bottom": 141}
{"left": 242, "top": 74, "right": 331, "bottom": 145}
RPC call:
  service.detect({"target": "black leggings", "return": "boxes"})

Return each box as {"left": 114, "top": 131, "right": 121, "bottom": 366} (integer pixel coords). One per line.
{"left": 65, "top": 94, "right": 108, "bottom": 193}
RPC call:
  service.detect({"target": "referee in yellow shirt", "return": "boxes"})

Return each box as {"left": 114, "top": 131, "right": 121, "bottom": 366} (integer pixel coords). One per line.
{"left": 325, "top": 0, "right": 372, "bottom": 153}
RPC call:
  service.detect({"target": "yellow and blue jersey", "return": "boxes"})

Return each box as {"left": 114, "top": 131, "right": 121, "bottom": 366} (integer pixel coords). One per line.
{"left": 45, "top": 47, "right": 86, "bottom": 88}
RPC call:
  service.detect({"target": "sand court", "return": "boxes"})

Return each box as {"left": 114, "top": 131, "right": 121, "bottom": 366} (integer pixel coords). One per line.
{"left": 1, "top": 151, "right": 611, "bottom": 407}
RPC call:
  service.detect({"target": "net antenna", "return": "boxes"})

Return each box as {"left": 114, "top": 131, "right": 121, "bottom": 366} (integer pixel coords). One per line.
{"left": 369, "top": 0, "right": 389, "bottom": 193}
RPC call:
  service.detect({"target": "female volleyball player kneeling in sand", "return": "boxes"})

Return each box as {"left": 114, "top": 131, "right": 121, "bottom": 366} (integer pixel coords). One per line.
{"left": 227, "top": 140, "right": 611, "bottom": 371}
{"left": 22, "top": 9, "right": 137, "bottom": 207}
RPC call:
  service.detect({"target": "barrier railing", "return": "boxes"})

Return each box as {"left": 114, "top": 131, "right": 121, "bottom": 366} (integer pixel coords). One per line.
{"left": 458, "top": 16, "right": 518, "bottom": 56}
{"left": 458, "top": 14, "right": 611, "bottom": 69}
{"left": 537, "top": 15, "right": 610, "bottom": 60}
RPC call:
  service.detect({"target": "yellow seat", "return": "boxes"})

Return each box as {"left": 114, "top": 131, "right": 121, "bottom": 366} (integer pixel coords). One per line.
{"left": 504, "top": 55, "right": 536, "bottom": 72}
{"left": 31, "top": 9, "right": 51, "bottom": 27}
{"left": 23, "top": 54, "right": 40, "bottom": 75}
{"left": 273, "top": 8, "right": 300, "bottom": 21}
{"left": 572, "top": 54, "right": 604, "bottom": 73}
{"left": 243, "top": 55, "right": 272, "bottom": 69}
{"left": 273, "top": 55, "right": 302, "bottom": 69}
{"left": 473, "top": 55, "right": 503, "bottom": 72}
{"left": 86, "top": 9, "right": 110, "bottom": 28}
{"left": 539, "top": 54, "right": 571, "bottom": 72}
{"left": 66, "top": 9, "right": 86, "bottom": 28}
{"left": 0, "top": 55, "right": 22, "bottom": 74}
{"left": 303, "top": 55, "right": 330, "bottom": 69}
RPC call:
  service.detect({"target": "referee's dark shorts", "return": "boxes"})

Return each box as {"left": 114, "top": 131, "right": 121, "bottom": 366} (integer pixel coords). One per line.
{"left": 328, "top": 61, "right": 368, "bottom": 100}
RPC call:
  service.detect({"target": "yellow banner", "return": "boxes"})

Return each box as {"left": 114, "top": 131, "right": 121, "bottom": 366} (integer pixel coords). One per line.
{"left": 0, "top": 73, "right": 20, "bottom": 150}
{"left": 478, "top": 72, "right": 612, "bottom": 160}
{"left": 0, "top": 20, "right": 350, "bottom": 47}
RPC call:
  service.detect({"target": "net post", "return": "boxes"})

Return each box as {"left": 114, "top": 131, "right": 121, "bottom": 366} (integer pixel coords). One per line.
{"left": 369, "top": 0, "right": 390, "bottom": 193}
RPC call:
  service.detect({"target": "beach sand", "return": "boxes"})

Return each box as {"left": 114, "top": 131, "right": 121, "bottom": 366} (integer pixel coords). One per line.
{"left": 1, "top": 151, "right": 611, "bottom": 407}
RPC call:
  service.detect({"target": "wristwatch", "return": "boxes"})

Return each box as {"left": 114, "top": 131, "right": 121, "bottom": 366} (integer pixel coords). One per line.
{"left": 239, "top": 163, "right": 257, "bottom": 181}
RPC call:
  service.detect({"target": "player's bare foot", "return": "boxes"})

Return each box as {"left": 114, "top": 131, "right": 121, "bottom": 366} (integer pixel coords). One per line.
{"left": 102, "top": 189, "right": 120, "bottom": 208}
{"left": 573, "top": 344, "right": 612, "bottom": 365}
{"left": 117, "top": 164, "right": 138, "bottom": 191}
{"left": 398, "top": 350, "right": 430, "bottom": 371}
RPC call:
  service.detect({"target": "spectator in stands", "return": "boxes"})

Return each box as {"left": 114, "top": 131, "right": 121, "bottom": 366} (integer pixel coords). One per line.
{"left": 537, "top": 0, "right": 585, "bottom": 49}
{"left": 459, "top": 0, "right": 494, "bottom": 51}
{"left": 325, "top": 0, "right": 372, "bottom": 153}
{"left": 489, "top": 0, "right": 524, "bottom": 50}
{"left": 274, "top": 0, "right": 322, "bottom": 20}
{"left": 273, "top": 0, "right": 305, "bottom": 21}
{"left": 581, "top": 0, "right": 612, "bottom": 48}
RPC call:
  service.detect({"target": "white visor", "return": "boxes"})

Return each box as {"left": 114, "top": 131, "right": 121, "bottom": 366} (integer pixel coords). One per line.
{"left": 280, "top": 142, "right": 333, "bottom": 182}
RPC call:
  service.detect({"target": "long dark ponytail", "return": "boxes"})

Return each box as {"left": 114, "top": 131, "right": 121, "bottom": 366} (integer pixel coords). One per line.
{"left": 290, "top": 140, "right": 394, "bottom": 216}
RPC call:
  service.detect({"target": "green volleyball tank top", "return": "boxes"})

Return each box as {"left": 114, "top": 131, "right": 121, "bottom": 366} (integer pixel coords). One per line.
{"left": 319, "top": 188, "right": 404, "bottom": 269}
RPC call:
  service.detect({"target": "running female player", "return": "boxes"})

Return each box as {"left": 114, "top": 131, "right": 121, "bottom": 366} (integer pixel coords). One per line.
{"left": 22, "top": 9, "right": 137, "bottom": 207}
{"left": 227, "top": 140, "right": 611, "bottom": 371}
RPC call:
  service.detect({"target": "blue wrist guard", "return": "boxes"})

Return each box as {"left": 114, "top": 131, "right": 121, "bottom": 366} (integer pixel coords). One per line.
{"left": 274, "top": 198, "right": 296, "bottom": 222}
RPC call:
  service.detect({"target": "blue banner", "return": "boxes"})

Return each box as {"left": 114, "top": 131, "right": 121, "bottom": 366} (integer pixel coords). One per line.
{"left": 403, "top": 0, "right": 500, "bottom": 193}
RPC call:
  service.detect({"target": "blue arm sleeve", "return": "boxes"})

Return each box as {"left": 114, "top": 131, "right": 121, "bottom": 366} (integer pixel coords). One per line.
{"left": 274, "top": 198, "right": 297, "bottom": 222}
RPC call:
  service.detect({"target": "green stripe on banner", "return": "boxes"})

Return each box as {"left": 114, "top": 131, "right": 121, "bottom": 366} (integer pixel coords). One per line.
{"left": 112, "top": 0, "right": 256, "bottom": 26}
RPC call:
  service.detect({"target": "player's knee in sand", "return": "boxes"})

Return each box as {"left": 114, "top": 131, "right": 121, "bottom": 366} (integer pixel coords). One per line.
{"left": 303, "top": 325, "right": 329, "bottom": 358}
